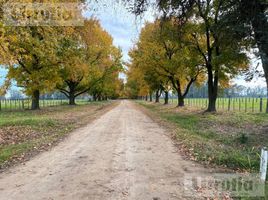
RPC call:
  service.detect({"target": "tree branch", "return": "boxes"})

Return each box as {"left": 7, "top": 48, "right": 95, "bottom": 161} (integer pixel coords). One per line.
{"left": 56, "top": 86, "right": 70, "bottom": 98}
{"left": 17, "top": 59, "right": 32, "bottom": 75}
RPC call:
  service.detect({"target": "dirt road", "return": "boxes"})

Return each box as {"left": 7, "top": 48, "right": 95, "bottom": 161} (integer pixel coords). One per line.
{"left": 0, "top": 100, "right": 208, "bottom": 200}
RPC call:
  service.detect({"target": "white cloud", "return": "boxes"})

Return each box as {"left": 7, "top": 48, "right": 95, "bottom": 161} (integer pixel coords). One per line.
{"left": 234, "top": 77, "right": 266, "bottom": 88}
{"left": 234, "top": 53, "right": 267, "bottom": 88}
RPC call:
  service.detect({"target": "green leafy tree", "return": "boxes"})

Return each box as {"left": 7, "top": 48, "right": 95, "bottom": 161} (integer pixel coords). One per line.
{"left": 127, "top": 0, "right": 250, "bottom": 112}
{"left": 220, "top": 0, "right": 268, "bottom": 112}
{"left": 129, "top": 19, "right": 204, "bottom": 106}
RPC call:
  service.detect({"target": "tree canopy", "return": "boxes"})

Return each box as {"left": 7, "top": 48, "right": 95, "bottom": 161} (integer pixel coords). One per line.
{"left": 125, "top": 0, "right": 256, "bottom": 112}
{"left": 0, "top": 2, "right": 123, "bottom": 109}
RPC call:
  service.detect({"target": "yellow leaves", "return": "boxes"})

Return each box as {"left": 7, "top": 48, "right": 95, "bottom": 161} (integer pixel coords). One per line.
{"left": 55, "top": 17, "right": 122, "bottom": 97}
{"left": 0, "top": 78, "right": 11, "bottom": 96}
{"left": 3, "top": 22, "right": 66, "bottom": 95}
{"left": 131, "top": 19, "right": 204, "bottom": 79}
{"left": 0, "top": 3, "right": 122, "bottom": 98}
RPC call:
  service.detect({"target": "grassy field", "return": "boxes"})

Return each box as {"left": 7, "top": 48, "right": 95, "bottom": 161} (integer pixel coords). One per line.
{"left": 138, "top": 101, "right": 268, "bottom": 172}
{"left": 161, "top": 97, "right": 268, "bottom": 113}
{"left": 0, "top": 101, "right": 114, "bottom": 170}
{"left": 0, "top": 99, "right": 90, "bottom": 111}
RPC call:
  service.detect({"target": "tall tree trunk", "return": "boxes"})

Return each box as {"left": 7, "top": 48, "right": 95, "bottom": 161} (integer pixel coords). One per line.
{"left": 251, "top": 5, "right": 268, "bottom": 113}
{"left": 31, "top": 90, "right": 40, "bottom": 110}
{"left": 145, "top": 95, "right": 148, "bottom": 101}
{"left": 68, "top": 86, "right": 76, "bottom": 105}
{"left": 164, "top": 91, "right": 169, "bottom": 105}
{"left": 207, "top": 86, "right": 217, "bottom": 112}
{"left": 262, "top": 59, "right": 268, "bottom": 113}
{"left": 69, "top": 93, "right": 75, "bottom": 105}
{"left": 177, "top": 95, "right": 185, "bottom": 107}
{"left": 207, "top": 69, "right": 218, "bottom": 112}
{"left": 149, "top": 92, "right": 153, "bottom": 102}
{"left": 170, "top": 78, "right": 195, "bottom": 108}
{"left": 155, "top": 90, "right": 160, "bottom": 103}
{"left": 206, "top": 39, "right": 219, "bottom": 112}
{"left": 65, "top": 82, "right": 77, "bottom": 105}
{"left": 93, "top": 94, "right": 97, "bottom": 101}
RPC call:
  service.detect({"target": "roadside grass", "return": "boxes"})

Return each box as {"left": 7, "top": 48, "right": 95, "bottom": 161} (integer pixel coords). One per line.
{"left": 0, "top": 113, "right": 56, "bottom": 127}
{"left": 138, "top": 101, "right": 268, "bottom": 172}
{"left": 162, "top": 97, "right": 267, "bottom": 113}
{"left": 0, "top": 99, "right": 93, "bottom": 111}
{"left": 0, "top": 101, "right": 114, "bottom": 169}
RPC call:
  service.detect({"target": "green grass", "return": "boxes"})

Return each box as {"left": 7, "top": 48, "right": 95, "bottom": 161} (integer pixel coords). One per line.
{"left": 0, "top": 99, "right": 91, "bottom": 111}
{"left": 139, "top": 101, "right": 268, "bottom": 199}
{"left": 0, "top": 100, "right": 110, "bottom": 127}
{"left": 0, "top": 101, "right": 112, "bottom": 168}
{"left": 0, "top": 125, "right": 72, "bottom": 164}
{"left": 161, "top": 97, "right": 268, "bottom": 113}
{"left": 139, "top": 101, "right": 268, "bottom": 171}
{"left": 0, "top": 113, "right": 55, "bottom": 127}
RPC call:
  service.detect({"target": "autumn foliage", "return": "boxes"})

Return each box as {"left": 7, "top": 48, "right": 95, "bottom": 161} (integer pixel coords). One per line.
{"left": 0, "top": 2, "right": 123, "bottom": 109}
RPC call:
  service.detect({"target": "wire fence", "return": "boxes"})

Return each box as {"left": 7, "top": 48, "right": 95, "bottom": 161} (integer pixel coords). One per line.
{"left": 0, "top": 98, "right": 90, "bottom": 111}
{"left": 164, "top": 97, "right": 268, "bottom": 113}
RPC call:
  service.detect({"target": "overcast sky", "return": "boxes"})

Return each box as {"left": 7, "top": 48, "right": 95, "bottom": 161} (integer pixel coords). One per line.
{"left": 84, "top": 1, "right": 155, "bottom": 62}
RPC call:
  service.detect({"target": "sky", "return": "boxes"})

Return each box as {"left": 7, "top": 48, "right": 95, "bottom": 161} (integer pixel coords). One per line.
{"left": 0, "top": 1, "right": 266, "bottom": 90}
{"left": 84, "top": 1, "right": 155, "bottom": 62}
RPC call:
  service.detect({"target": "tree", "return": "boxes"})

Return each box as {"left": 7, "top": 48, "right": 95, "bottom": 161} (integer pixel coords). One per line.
{"left": 0, "top": 0, "right": 85, "bottom": 109}
{"left": 221, "top": 0, "right": 268, "bottom": 112}
{"left": 129, "top": 19, "right": 204, "bottom": 107}
{"left": 126, "top": 62, "right": 150, "bottom": 99}
{"left": 89, "top": 71, "right": 123, "bottom": 101}
{"left": 5, "top": 26, "right": 61, "bottom": 109}
{"left": 125, "top": 0, "right": 250, "bottom": 112}
{"left": 56, "top": 19, "right": 122, "bottom": 105}
{"left": 128, "top": 47, "right": 163, "bottom": 102}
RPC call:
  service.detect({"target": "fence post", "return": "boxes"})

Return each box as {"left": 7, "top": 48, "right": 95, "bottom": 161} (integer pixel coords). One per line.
{"left": 245, "top": 98, "right": 247, "bottom": 112}
{"left": 260, "top": 98, "right": 263, "bottom": 113}
{"left": 252, "top": 98, "right": 255, "bottom": 112}
{"left": 233, "top": 98, "right": 234, "bottom": 111}
{"left": 260, "top": 147, "right": 268, "bottom": 182}
{"left": 228, "top": 97, "right": 231, "bottom": 111}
